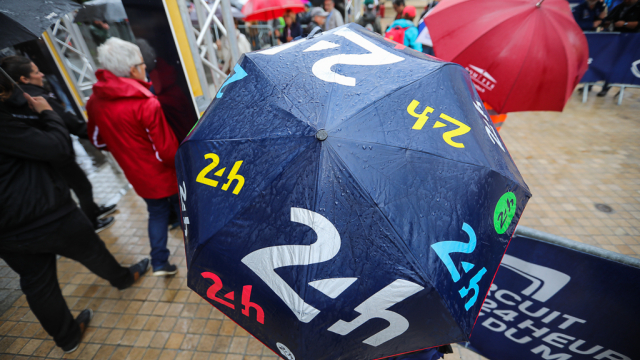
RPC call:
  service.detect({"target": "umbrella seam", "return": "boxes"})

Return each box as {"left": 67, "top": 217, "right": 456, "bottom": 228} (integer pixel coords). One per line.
{"left": 0, "top": 13, "right": 42, "bottom": 40}
{"left": 499, "top": 12, "right": 540, "bottom": 113}
{"left": 325, "top": 62, "right": 452, "bottom": 133}
{"left": 188, "top": 140, "right": 317, "bottom": 266}
{"left": 329, "top": 135, "right": 491, "bottom": 172}
{"left": 433, "top": 4, "right": 534, "bottom": 62}
{"left": 543, "top": 8, "right": 578, "bottom": 107}
{"left": 329, "top": 135, "right": 531, "bottom": 196}
{"left": 244, "top": 54, "right": 319, "bottom": 132}
{"left": 323, "top": 142, "right": 433, "bottom": 286}
{"left": 183, "top": 135, "right": 315, "bottom": 143}
{"left": 327, "top": 139, "right": 529, "bottom": 338}
{"left": 325, "top": 141, "right": 471, "bottom": 340}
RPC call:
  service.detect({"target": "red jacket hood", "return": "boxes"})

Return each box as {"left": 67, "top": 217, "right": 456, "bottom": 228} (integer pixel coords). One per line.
{"left": 92, "top": 69, "right": 154, "bottom": 100}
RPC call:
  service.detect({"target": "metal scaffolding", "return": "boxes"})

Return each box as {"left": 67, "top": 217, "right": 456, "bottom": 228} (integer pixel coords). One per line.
{"left": 190, "top": 0, "right": 239, "bottom": 95}
{"left": 44, "top": 13, "right": 98, "bottom": 116}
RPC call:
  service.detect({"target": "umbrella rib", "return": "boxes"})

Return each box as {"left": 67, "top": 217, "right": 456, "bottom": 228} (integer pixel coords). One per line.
{"left": 325, "top": 62, "right": 450, "bottom": 133}
{"left": 188, "top": 139, "right": 317, "bottom": 266}
{"left": 0, "top": 14, "right": 40, "bottom": 40}
{"left": 244, "top": 55, "right": 318, "bottom": 131}
{"left": 543, "top": 9, "right": 577, "bottom": 105}
{"left": 499, "top": 14, "right": 538, "bottom": 114}
{"left": 329, "top": 135, "right": 491, "bottom": 172}
{"left": 324, "top": 141, "right": 470, "bottom": 340}
{"left": 183, "top": 134, "right": 314, "bottom": 143}
{"left": 330, "top": 134, "right": 530, "bottom": 193}
{"left": 434, "top": 6, "right": 533, "bottom": 61}
{"left": 323, "top": 142, "right": 433, "bottom": 286}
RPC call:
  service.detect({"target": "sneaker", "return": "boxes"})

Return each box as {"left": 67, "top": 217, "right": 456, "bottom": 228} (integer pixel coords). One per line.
{"left": 97, "top": 204, "right": 117, "bottom": 219}
{"left": 118, "top": 258, "right": 150, "bottom": 290}
{"left": 153, "top": 263, "right": 178, "bottom": 277}
{"left": 62, "top": 309, "right": 93, "bottom": 353}
{"left": 94, "top": 216, "right": 115, "bottom": 233}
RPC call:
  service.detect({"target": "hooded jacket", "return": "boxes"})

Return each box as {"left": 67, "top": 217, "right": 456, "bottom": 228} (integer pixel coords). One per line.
{"left": 87, "top": 69, "right": 179, "bottom": 199}
{"left": 388, "top": 19, "right": 423, "bottom": 51}
{"left": 0, "top": 92, "right": 77, "bottom": 237}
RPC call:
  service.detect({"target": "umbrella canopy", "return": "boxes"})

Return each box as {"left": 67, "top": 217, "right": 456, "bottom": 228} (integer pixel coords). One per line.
{"left": 74, "top": 0, "right": 127, "bottom": 23}
{"left": 0, "top": 0, "right": 80, "bottom": 49}
{"left": 425, "top": 0, "right": 589, "bottom": 113}
{"left": 241, "top": 0, "right": 305, "bottom": 21}
{"left": 176, "top": 23, "right": 531, "bottom": 360}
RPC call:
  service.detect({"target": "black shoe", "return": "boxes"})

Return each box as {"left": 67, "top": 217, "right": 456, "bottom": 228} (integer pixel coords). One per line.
{"left": 97, "top": 204, "right": 117, "bottom": 219}
{"left": 94, "top": 216, "right": 115, "bottom": 233}
{"left": 153, "top": 263, "right": 178, "bottom": 277}
{"left": 62, "top": 309, "right": 93, "bottom": 353}
{"left": 597, "top": 86, "right": 610, "bottom": 97}
{"left": 118, "top": 258, "right": 150, "bottom": 290}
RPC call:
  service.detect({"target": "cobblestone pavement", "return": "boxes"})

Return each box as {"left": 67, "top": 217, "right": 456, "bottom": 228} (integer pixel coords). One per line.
{"left": 0, "top": 87, "right": 638, "bottom": 360}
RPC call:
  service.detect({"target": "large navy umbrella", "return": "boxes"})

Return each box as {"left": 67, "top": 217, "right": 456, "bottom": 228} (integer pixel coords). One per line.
{"left": 176, "top": 23, "right": 531, "bottom": 360}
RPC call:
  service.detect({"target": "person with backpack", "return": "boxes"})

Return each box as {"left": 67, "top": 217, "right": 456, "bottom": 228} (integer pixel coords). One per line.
{"left": 357, "top": 0, "right": 382, "bottom": 34}
{"left": 385, "top": 6, "right": 423, "bottom": 51}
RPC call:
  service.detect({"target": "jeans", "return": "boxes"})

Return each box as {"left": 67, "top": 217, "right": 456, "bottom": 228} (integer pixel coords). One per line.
{"left": 0, "top": 208, "right": 131, "bottom": 349}
{"left": 143, "top": 194, "right": 179, "bottom": 269}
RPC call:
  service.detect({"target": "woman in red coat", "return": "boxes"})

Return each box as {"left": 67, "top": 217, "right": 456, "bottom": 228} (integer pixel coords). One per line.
{"left": 87, "top": 37, "right": 179, "bottom": 276}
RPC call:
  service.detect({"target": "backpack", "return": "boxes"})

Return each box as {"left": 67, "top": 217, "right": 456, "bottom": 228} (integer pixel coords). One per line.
{"left": 385, "top": 25, "right": 408, "bottom": 46}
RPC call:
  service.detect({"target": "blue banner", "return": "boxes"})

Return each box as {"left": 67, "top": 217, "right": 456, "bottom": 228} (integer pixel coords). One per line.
{"left": 469, "top": 235, "right": 640, "bottom": 360}
{"left": 608, "top": 34, "right": 640, "bottom": 85}
{"left": 581, "top": 33, "right": 640, "bottom": 86}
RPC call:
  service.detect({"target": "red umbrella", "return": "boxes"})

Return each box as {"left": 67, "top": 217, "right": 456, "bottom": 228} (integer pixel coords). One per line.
{"left": 241, "top": 0, "right": 305, "bottom": 21}
{"left": 425, "top": 0, "right": 589, "bottom": 113}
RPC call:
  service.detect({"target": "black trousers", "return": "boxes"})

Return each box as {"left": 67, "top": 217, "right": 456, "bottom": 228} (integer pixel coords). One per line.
{"left": 57, "top": 160, "right": 100, "bottom": 227}
{"left": 0, "top": 208, "right": 131, "bottom": 349}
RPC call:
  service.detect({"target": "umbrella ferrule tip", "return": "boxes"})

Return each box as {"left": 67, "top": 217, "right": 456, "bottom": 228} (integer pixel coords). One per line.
{"left": 316, "top": 129, "right": 328, "bottom": 141}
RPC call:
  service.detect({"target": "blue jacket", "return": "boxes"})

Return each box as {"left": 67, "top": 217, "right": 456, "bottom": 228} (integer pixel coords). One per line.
{"left": 572, "top": 1, "right": 607, "bottom": 31}
{"left": 388, "top": 19, "right": 423, "bottom": 51}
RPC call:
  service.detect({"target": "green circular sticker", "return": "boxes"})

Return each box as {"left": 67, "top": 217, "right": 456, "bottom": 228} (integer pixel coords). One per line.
{"left": 494, "top": 192, "right": 517, "bottom": 234}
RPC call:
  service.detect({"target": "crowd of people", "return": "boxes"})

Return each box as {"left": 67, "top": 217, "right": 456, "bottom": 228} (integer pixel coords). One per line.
{"left": 572, "top": 0, "right": 639, "bottom": 96}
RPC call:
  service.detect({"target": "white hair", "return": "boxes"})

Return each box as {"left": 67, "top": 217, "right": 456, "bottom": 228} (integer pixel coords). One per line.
{"left": 97, "top": 37, "right": 143, "bottom": 77}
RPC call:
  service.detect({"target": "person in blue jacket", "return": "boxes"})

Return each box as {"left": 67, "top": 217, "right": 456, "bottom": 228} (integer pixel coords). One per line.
{"left": 572, "top": 0, "right": 608, "bottom": 31}
{"left": 386, "top": 5, "right": 422, "bottom": 51}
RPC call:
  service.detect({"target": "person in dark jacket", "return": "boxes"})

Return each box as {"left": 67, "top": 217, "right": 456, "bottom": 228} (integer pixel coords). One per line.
{"left": 304, "top": 7, "right": 329, "bottom": 35}
{"left": 0, "top": 75, "right": 149, "bottom": 354}
{"left": 393, "top": 0, "right": 406, "bottom": 20}
{"left": 0, "top": 56, "right": 116, "bottom": 232}
{"left": 602, "top": 0, "right": 640, "bottom": 32}
{"left": 279, "top": 9, "right": 303, "bottom": 43}
{"left": 357, "top": 0, "right": 382, "bottom": 34}
{"left": 572, "top": 0, "right": 608, "bottom": 31}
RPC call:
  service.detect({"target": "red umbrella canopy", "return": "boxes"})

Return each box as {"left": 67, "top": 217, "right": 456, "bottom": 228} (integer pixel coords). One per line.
{"left": 241, "top": 0, "right": 305, "bottom": 21}
{"left": 425, "top": 0, "right": 589, "bottom": 113}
